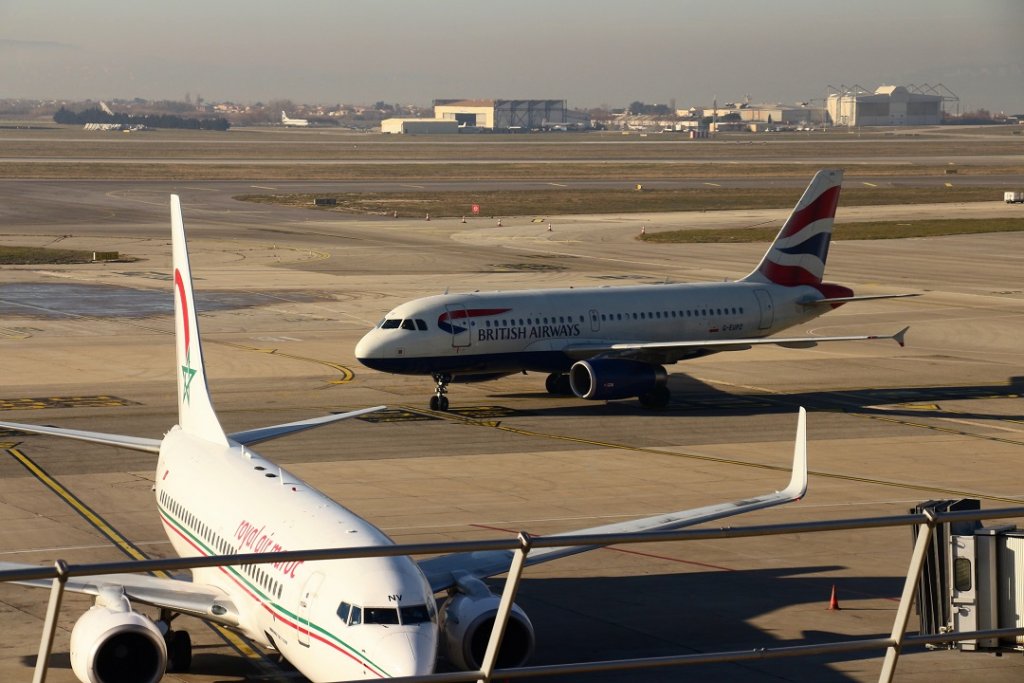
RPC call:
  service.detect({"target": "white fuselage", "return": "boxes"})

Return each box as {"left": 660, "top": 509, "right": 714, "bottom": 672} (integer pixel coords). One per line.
{"left": 154, "top": 428, "right": 437, "bottom": 680}
{"left": 356, "top": 280, "right": 827, "bottom": 377}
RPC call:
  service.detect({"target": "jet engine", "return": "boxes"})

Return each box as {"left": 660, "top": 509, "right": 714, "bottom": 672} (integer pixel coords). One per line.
{"left": 569, "top": 358, "right": 667, "bottom": 401}
{"left": 69, "top": 594, "right": 167, "bottom": 683}
{"left": 438, "top": 576, "right": 535, "bottom": 670}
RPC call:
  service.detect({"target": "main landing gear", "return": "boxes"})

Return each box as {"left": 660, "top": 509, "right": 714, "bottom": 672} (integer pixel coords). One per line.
{"left": 545, "top": 373, "right": 572, "bottom": 396}
{"left": 159, "top": 610, "right": 193, "bottom": 673}
{"left": 430, "top": 372, "right": 451, "bottom": 411}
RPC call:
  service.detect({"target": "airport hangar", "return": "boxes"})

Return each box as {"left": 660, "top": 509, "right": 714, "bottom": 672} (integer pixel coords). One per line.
{"left": 826, "top": 84, "right": 948, "bottom": 127}
{"left": 383, "top": 99, "right": 590, "bottom": 133}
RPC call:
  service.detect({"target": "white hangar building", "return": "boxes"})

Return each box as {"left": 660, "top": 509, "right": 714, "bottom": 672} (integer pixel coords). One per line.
{"left": 826, "top": 85, "right": 945, "bottom": 126}
{"left": 433, "top": 99, "right": 582, "bottom": 130}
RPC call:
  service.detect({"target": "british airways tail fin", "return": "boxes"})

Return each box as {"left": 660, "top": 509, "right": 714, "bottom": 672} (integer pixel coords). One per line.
{"left": 171, "top": 195, "right": 229, "bottom": 446}
{"left": 743, "top": 169, "right": 843, "bottom": 286}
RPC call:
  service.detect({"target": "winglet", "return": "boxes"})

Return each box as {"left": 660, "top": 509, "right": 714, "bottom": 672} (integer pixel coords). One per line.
{"left": 783, "top": 407, "right": 808, "bottom": 500}
{"left": 893, "top": 326, "right": 909, "bottom": 348}
{"left": 171, "top": 195, "right": 228, "bottom": 446}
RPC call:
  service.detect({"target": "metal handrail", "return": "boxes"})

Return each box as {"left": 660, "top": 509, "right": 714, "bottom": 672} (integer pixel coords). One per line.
{"left": 5, "top": 506, "right": 1024, "bottom": 683}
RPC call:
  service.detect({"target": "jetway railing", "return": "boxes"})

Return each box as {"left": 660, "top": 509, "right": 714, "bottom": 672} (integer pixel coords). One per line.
{"left": 5, "top": 506, "right": 1024, "bottom": 683}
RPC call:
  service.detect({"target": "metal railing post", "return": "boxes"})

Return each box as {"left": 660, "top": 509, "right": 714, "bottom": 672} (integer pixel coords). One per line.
{"left": 879, "top": 509, "right": 937, "bottom": 683}
{"left": 478, "top": 532, "right": 533, "bottom": 683}
{"left": 33, "top": 559, "right": 69, "bottom": 683}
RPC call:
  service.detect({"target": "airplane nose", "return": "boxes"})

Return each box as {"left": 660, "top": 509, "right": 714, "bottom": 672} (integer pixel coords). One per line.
{"left": 354, "top": 333, "right": 379, "bottom": 361}
{"left": 370, "top": 631, "right": 436, "bottom": 676}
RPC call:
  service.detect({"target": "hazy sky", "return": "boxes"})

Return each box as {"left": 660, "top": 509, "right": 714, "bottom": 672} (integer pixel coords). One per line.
{"left": 2, "top": 0, "right": 1021, "bottom": 113}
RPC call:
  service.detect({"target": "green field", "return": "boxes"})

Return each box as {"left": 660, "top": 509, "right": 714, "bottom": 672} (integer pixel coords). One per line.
{"left": 0, "top": 246, "right": 104, "bottom": 265}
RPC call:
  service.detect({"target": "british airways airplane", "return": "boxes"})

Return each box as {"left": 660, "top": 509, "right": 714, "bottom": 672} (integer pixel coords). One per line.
{"left": 0, "top": 196, "right": 809, "bottom": 681}
{"left": 356, "top": 169, "right": 913, "bottom": 411}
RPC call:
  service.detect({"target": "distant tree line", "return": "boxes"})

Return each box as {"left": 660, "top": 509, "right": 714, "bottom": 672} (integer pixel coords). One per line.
{"left": 53, "top": 106, "right": 230, "bottom": 130}
{"left": 628, "top": 101, "right": 674, "bottom": 116}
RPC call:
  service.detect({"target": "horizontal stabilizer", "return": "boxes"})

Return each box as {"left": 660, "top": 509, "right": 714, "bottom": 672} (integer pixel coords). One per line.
{"left": 0, "top": 421, "right": 161, "bottom": 453}
{"left": 801, "top": 293, "right": 920, "bottom": 305}
{"left": 228, "top": 405, "right": 386, "bottom": 447}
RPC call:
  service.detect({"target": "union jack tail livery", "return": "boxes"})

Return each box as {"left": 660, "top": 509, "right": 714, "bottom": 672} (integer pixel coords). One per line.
{"left": 743, "top": 169, "right": 843, "bottom": 286}
{"left": 171, "top": 195, "right": 229, "bottom": 446}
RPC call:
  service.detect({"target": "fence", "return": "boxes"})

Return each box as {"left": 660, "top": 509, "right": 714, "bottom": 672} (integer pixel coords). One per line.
{"left": 5, "top": 506, "right": 1024, "bottom": 683}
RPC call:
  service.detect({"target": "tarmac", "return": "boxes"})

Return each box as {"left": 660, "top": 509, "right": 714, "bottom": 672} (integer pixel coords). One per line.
{"left": 1, "top": 179, "right": 1023, "bottom": 682}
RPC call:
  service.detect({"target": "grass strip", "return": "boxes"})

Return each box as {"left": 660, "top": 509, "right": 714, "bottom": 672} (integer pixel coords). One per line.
{"left": 0, "top": 246, "right": 102, "bottom": 264}
{"left": 640, "top": 217, "right": 1024, "bottom": 243}
{"left": 235, "top": 186, "right": 1010, "bottom": 217}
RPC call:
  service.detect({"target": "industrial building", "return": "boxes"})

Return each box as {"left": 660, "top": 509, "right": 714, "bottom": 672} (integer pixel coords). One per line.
{"left": 380, "top": 118, "right": 459, "bottom": 134}
{"left": 432, "top": 99, "right": 586, "bottom": 131}
{"left": 826, "top": 85, "right": 948, "bottom": 126}
{"left": 702, "top": 102, "right": 828, "bottom": 130}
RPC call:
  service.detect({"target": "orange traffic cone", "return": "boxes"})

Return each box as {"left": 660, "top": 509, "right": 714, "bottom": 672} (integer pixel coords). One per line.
{"left": 826, "top": 584, "right": 841, "bottom": 611}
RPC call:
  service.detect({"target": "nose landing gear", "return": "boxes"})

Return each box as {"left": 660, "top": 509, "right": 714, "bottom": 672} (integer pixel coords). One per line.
{"left": 430, "top": 373, "right": 451, "bottom": 411}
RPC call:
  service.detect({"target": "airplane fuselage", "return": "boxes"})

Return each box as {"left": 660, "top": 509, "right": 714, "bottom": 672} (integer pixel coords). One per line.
{"left": 154, "top": 428, "right": 438, "bottom": 679}
{"left": 356, "top": 280, "right": 840, "bottom": 377}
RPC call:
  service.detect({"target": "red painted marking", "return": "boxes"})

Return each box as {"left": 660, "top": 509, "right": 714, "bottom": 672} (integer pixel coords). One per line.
{"left": 758, "top": 261, "right": 821, "bottom": 286}
{"left": 779, "top": 185, "right": 841, "bottom": 239}
{"left": 173, "top": 269, "right": 190, "bottom": 355}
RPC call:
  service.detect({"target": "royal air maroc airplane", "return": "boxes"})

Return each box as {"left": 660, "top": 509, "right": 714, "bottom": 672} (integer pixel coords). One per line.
{"left": 0, "top": 196, "right": 809, "bottom": 683}
{"left": 355, "top": 169, "right": 914, "bottom": 411}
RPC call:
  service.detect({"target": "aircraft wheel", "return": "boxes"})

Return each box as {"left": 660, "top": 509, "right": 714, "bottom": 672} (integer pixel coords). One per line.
{"left": 429, "top": 395, "right": 439, "bottom": 411}
{"left": 166, "top": 629, "right": 192, "bottom": 673}
{"left": 545, "top": 373, "right": 572, "bottom": 395}
{"left": 437, "top": 396, "right": 449, "bottom": 411}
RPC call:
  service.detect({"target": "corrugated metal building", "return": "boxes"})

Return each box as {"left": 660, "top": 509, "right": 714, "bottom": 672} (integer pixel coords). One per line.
{"left": 827, "top": 85, "right": 943, "bottom": 126}
{"left": 433, "top": 99, "right": 571, "bottom": 130}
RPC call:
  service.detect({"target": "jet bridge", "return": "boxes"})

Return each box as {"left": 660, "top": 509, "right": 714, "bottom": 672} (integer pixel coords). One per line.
{"left": 916, "top": 499, "right": 1024, "bottom": 653}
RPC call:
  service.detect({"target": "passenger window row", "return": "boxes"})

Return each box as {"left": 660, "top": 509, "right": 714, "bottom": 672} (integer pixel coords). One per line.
{"left": 158, "top": 490, "right": 283, "bottom": 601}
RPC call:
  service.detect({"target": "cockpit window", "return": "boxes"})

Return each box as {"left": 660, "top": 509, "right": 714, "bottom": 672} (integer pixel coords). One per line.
{"left": 337, "top": 601, "right": 433, "bottom": 626}
{"left": 380, "top": 318, "right": 401, "bottom": 329}
{"left": 400, "top": 319, "right": 416, "bottom": 330}
{"left": 415, "top": 319, "right": 428, "bottom": 331}
{"left": 400, "top": 604, "right": 433, "bottom": 624}
{"left": 364, "top": 607, "right": 400, "bottom": 625}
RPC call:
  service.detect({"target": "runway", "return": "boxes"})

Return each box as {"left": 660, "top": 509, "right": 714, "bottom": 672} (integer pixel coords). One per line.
{"left": 1, "top": 175, "right": 1023, "bottom": 682}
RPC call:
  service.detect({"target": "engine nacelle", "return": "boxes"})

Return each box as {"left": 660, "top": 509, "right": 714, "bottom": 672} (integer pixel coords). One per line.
{"left": 438, "top": 577, "right": 535, "bottom": 671}
{"left": 569, "top": 358, "right": 667, "bottom": 401}
{"left": 70, "top": 604, "right": 167, "bottom": 683}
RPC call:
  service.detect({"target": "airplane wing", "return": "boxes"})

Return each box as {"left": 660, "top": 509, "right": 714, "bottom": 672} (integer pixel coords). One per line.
{"left": 228, "top": 405, "right": 387, "bottom": 447}
{"left": 0, "top": 563, "right": 240, "bottom": 627}
{"left": 562, "top": 327, "right": 908, "bottom": 365}
{"left": 0, "top": 421, "right": 161, "bottom": 453}
{"left": 419, "top": 408, "right": 807, "bottom": 593}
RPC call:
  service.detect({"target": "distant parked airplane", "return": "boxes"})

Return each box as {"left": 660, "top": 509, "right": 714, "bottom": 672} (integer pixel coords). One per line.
{"left": 281, "top": 110, "right": 309, "bottom": 127}
{"left": 356, "top": 169, "right": 914, "bottom": 410}
{"left": 0, "top": 197, "right": 810, "bottom": 682}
